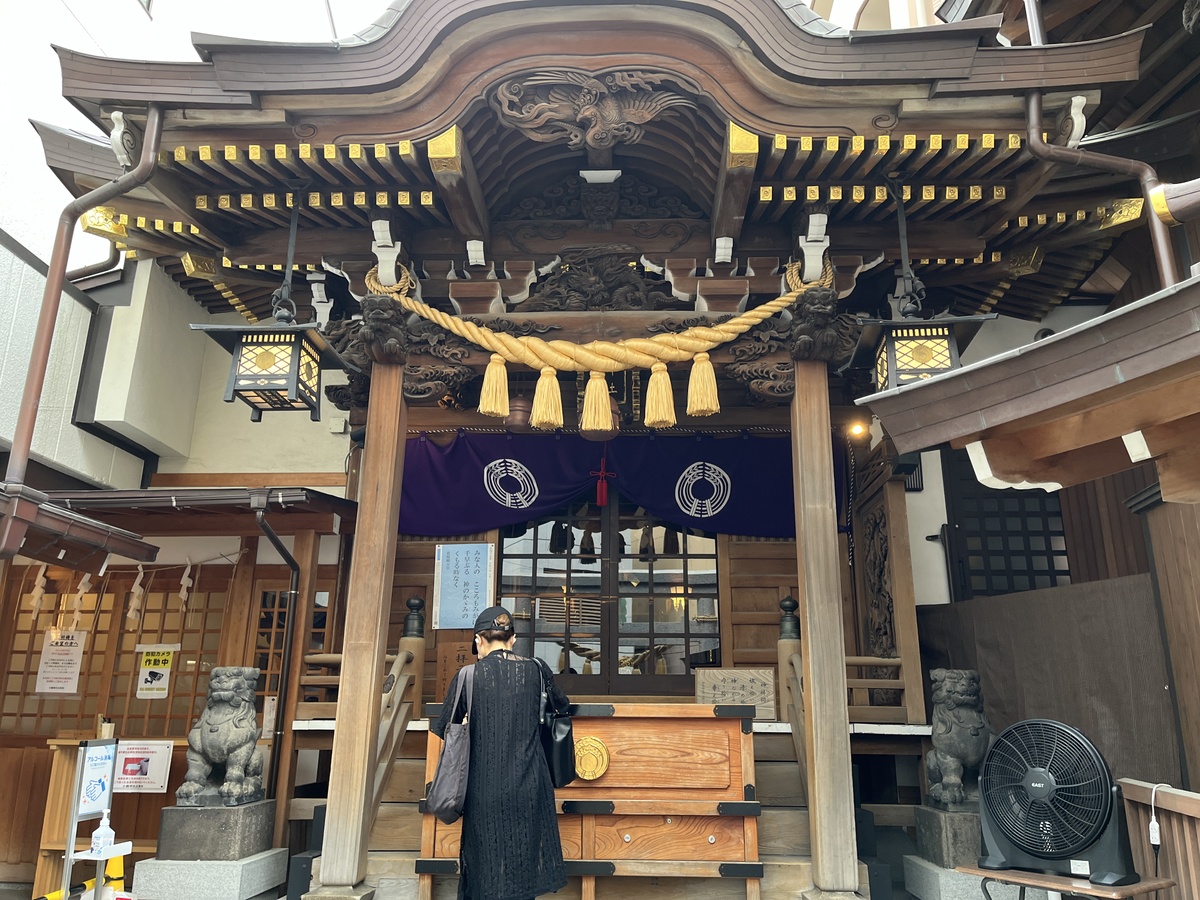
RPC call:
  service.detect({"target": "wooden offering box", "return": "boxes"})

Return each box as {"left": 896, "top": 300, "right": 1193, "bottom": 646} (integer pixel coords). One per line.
{"left": 418, "top": 702, "right": 762, "bottom": 900}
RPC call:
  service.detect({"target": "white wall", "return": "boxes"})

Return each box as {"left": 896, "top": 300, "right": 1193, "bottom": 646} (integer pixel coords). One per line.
{"left": 0, "top": 238, "right": 144, "bottom": 488}
{"left": 897, "top": 304, "right": 1108, "bottom": 606}
{"left": 95, "top": 261, "right": 206, "bottom": 457}
{"left": 156, "top": 309, "right": 350, "bottom": 489}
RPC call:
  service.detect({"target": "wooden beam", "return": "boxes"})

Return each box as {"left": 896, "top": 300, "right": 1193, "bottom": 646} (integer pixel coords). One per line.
{"left": 427, "top": 125, "right": 489, "bottom": 244}
{"left": 274, "top": 529, "right": 321, "bottom": 848}
{"left": 790, "top": 361, "right": 858, "bottom": 893}
{"left": 711, "top": 122, "right": 759, "bottom": 249}
{"left": 321, "top": 365, "right": 408, "bottom": 888}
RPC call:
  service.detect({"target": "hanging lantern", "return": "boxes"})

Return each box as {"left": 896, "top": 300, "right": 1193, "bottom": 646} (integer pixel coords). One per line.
{"left": 191, "top": 322, "right": 347, "bottom": 421}
{"left": 848, "top": 315, "right": 993, "bottom": 391}
{"left": 189, "top": 185, "right": 354, "bottom": 421}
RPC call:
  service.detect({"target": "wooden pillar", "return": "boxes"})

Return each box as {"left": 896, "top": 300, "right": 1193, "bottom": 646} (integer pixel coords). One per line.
{"left": 790, "top": 361, "right": 859, "bottom": 895}
{"left": 274, "top": 529, "right": 321, "bottom": 847}
{"left": 319, "top": 364, "right": 408, "bottom": 888}
{"left": 217, "top": 535, "right": 259, "bottom": 667}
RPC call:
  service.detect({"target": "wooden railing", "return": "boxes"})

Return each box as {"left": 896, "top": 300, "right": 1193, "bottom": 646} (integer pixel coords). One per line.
{"left": 845, "top": 655, "right": 922, "bottom": 724}
{"left": 1121, "top": 778, "right": 1200, "bottom": 900}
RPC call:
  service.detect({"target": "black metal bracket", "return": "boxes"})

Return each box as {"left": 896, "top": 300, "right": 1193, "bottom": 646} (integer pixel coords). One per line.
{"left": 566, "top": 861, "right": 617, "bottom": 876}
{"left": 414, "top": 859, "right": 459, "bottom": 875}
{"left": 561, "top": 800, "right": 616, "bottom": 814}
{"left": 719, "top": 863, "right": 764, "bottom": 878}
{"left": 570, "top": 703, "right": 615, "bottom": 717}
{"left": 744, "top": 783, "right": 756, "bottom": 801}
{"left": 713, "top": 704, "right": 756, "bottom": 718}
{"left": 717, "top": 801, "right": 761, "bottom": 816}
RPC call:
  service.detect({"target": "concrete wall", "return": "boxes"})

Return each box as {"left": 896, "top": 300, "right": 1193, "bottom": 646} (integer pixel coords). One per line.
{"left": 95, "top": 260, "right": 206, "bottom": 457}
{"left": 0, "top": 231, "right": 143, "bottom": 488}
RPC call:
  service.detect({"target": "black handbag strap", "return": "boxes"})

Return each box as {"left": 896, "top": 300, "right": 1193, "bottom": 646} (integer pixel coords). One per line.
{"left": 535, "top": 658, "right": 559, "bottom": 723}
{"left": 448, "top": 664, "right": 475, "bottom": 725}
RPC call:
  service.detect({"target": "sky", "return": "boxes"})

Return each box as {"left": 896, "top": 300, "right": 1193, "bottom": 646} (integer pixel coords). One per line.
{"left": 0, "top": 0, "right": 393, "bottom": 268}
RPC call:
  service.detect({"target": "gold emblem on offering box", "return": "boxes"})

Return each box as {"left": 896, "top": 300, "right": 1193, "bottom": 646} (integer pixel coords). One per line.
{"left": 574, "top": 736, "right": 610, "bottom": 780}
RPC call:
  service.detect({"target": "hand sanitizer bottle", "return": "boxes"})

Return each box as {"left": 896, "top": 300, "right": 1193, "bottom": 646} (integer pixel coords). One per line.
{"left": 90, "top": 808, "right": 115, "bottom": 854}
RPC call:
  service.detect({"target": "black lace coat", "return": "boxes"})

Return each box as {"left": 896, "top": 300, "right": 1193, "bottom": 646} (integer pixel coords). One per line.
{"left": 433, "top": 651, "right": 570, "bottom": 900}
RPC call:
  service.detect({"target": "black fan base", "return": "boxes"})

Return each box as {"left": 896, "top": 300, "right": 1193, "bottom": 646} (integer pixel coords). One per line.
{"left": 979, "top": 784, "right": 1140, "bottom": 887}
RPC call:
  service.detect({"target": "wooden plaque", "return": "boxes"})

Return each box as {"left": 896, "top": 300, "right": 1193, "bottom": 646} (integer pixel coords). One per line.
{"left": 435, "top": 636, "right": 473, "bottom": 700}
{"left": 694, "top": 668, "right": 776, "bottom": 719}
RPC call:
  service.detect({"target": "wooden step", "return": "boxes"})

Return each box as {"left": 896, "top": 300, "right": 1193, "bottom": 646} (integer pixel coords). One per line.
{"left": 322, "top": 852, "right": 871, "bottom": 899}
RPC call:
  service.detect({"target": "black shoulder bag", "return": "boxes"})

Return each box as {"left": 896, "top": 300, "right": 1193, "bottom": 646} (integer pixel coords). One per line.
{"left": 426, "top": 665, "right": 474, "bottom": 824}
{"left": 536, "top": 658, "right": 576, "bottom": 787}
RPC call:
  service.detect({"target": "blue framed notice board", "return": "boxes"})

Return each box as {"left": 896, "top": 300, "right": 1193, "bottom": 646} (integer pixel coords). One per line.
{"left": 432, "top": 543, "right": 496, "bottom": 629}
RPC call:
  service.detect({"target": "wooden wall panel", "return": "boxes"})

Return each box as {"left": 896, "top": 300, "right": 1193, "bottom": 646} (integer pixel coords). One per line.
{"left": 1061, "top": 462, "right": 1155, "bottom": 583}
{"left": 1142, "top": 500, "right": 1200, "bottom": 788}
{"left": 722, "top": 536, "right": 799, "bottom": 671}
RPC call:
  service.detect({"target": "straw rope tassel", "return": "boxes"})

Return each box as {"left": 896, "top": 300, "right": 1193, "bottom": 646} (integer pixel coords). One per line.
{"left": 530, "top": 367, "right": 564, "bottom": 430}
{"left": 644, "top": 361, "right": 676, "bottom": 428}
{"left": 581, "top": 371, "right": 612, "bottom": 432}
{"left": 479, "top": 353, "right": 510, "bottom": 418}
{"left": 687, "top": 351, "right": 719, "bottom": 417}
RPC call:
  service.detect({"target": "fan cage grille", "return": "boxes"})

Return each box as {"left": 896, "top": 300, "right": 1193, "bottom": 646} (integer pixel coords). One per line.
{"left": 980, "top": 719, "right": 1112, "bottom": 858}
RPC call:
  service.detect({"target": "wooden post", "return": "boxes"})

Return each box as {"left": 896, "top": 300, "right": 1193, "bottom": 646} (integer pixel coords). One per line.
{"left": 217, "top": 535, "right": 259, "bottom": 666}
{"left": 790, "top": 361, "right": 859, "bottom": 895}
{"left": 318, "top": 364, "right": 408, "bottom": 890}
{"left": 882, "top": 479, "right": 927, "bottom": 725}
{"left": 274, "top": 529, "right": 321, "bottom": 847}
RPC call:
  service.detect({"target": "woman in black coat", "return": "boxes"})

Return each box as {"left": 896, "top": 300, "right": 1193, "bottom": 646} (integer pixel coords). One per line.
{"left": 433, "top": 605, "right": 570, "bottom": 900}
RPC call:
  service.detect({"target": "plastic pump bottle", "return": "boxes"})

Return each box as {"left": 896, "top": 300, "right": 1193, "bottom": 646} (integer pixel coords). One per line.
{"left": 90, "top": 808, "right": 115, "bottom": 854}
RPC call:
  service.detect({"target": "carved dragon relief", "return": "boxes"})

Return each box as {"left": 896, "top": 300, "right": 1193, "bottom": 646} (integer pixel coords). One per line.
{"left": 490, "top": 69, "right": 700, "bottom": 151}
{"left": 724, "top": 286, "right": 862, "bottom": 401}
{"left": 322, "top": 294, "right": 564, "bottom": 410}
{"left": 860, "top": 501, "right": 901, "bottom": 706}
{"left": 517, "top": 248, "right": 680, "bottom": 311}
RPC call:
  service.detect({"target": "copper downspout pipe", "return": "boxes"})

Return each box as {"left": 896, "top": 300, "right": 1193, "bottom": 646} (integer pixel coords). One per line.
{"left": 66, "top": 240, "right": 122, "bottom": 282}
{"left": 1021, "top": 0, "right": 1181, "bottom": 289}
{"left": 4, "top": 103, "right": 164, "bottom": 486}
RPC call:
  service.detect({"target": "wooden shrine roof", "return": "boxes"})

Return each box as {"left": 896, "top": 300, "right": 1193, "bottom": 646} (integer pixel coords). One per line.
{"left": 857, "top": 272, "right": 1200, "bottom": 502}
{"left": 31, "top": 0, "right": 1196, "bottom": 336}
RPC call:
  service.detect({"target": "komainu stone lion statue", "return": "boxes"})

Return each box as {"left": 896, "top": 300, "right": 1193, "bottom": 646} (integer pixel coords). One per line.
{"left": 924, "top": 668, "right": 991, "bottom": 808}
{"left": 176, "top": 666, "right": 265, "bottom": 807}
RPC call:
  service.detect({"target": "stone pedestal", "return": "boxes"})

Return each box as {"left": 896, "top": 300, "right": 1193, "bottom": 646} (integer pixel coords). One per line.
{"left": 904, "top": 856, "right": 1047, "bottom": 900}
{"left": 157, "top": 799, "right": 275, "bottom": 861}
{"left": 133, "top": 847, "right": 287, "bottom": 900}
{"left": 914, "top": 805, "right": 981, "bottom": 870}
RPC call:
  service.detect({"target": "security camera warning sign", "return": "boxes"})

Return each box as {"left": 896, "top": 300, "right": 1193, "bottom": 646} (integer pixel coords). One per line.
{"left": 136, "top": 643, "right": 180, "bottom": 699}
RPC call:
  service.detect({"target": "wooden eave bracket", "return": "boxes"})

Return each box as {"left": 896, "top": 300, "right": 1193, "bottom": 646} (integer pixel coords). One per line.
{"left": 427, "top": 125, "right": 489, "bottom": 247}
{"left": 710, "top": 122, "right": 759, "bottom": 254}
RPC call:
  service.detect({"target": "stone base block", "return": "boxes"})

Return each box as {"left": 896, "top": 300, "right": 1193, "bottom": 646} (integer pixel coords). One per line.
{"left": 914, "top": 806, "right": 981, "bottom": 870}
{"left": 157, "top": 800, "right": 275, "bottom": 861}
{"left": 133, "top": 847, "right": 287, "bottom": 900}
{"left": 904, "top": 856, "right": 1047, "bottom": 900}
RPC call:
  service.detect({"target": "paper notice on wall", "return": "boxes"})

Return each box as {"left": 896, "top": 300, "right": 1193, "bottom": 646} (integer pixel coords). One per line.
{"left": 114, "top": 740, "right": 173, "bottom": 793}
{"left": 136, "top": 643, "right": 181, "bottom": 699}
{"left": 35, "top": 630, "right": 86, "bottom": 695}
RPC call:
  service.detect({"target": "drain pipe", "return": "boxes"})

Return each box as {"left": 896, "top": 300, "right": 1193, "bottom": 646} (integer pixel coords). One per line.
{"left": 1021, "top": 0, "right": 1180, "bottom": 288}
{"left": 66, "top": 241, "right": 122, "bottom": 282}
{"left": 252, "top": 493, "right": 301, "bottom": 802}
{"left": 4, "top": 103, "right": 164, "bottom": 486}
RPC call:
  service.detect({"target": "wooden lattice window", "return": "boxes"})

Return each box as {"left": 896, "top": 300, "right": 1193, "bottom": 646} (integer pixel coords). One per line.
{"left": 941, "top": 448, "right": 1071, "bottom": 600}
{"left": 0, "top": 566, "right": 228, "bottom": 737}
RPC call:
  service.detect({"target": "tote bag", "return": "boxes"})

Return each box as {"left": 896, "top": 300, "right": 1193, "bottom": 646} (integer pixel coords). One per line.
{"left": 536, "top": 659, "right": 576, "bottom": 788}
{"left": 426, "top": 665, "right": 474, "bottom": 824}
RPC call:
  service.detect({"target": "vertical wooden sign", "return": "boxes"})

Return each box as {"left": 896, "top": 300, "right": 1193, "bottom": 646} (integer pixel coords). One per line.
{"left": 435, "top": 639, "right": 474, "bottom": 700}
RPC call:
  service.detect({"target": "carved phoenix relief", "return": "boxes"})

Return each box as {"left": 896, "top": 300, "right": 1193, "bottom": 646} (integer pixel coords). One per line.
{"left": 491, "top": 69, "right": 698, "bottom": 150}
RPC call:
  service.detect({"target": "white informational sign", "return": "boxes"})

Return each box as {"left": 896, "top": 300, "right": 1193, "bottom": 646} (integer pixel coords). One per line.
{"left": 432, "top": 543, "right": 496, "bottom": 629}
{"left": 135, "top": 643, "right": 180, "bottom": 699}
{"left": 114, "top": 741, "right": 174, "bottom": 793}
{"left": 35, "top": 630, "right": 86, "bottom": 695}
{"left": 77, "top": 740, "right": 117, "bottom": 818}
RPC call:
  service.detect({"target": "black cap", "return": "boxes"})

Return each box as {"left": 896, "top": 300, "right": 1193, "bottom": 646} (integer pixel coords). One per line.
{"left": 470, "top": 605, "right": 513, "bottom": 654}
